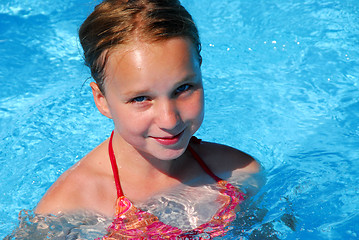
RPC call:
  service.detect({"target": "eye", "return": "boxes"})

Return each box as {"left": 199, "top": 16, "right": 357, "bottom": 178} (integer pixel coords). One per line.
{"left": 130, "top": 96, "right": 149, "bottom": 103}
{"left": 175, "top": 84, "right": 192, "bottom": 95}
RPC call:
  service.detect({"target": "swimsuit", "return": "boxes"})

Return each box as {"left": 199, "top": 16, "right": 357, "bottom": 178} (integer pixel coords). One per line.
{"left": 100, "top": 131, "right": 245, "bottom": 239}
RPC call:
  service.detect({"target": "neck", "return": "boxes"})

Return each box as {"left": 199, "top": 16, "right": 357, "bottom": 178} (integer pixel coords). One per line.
{"left": 111, "top": 132, "right": 189, "bottom": 180}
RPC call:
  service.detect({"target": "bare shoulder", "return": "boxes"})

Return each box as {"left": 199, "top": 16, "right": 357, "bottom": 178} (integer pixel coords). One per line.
{"left": 191, "top": 140, "right": 264, "bottom": 196}
{"left": 35, "top": 139, "right": 116, "bottom": 216}
{"left": 192, "top": 140, "right": 261, "bottom": 175}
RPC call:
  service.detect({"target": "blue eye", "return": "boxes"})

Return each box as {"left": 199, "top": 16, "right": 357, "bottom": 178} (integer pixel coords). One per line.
{"left": 175, "top": 84, "right": 191, "bottom": 94}
{"left": 131, "top": 96, "right": 148, "bottom": 103}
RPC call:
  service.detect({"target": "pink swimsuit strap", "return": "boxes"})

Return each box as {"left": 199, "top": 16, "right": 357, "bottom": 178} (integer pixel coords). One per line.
{"left": 187, "top": 139, "right": 223, "bottom": 182}
{"left": 108, "top": 131, "right": 123, "bottom": 198}
{"left": 108, "top": 131, "right": 223, "bottom": 198}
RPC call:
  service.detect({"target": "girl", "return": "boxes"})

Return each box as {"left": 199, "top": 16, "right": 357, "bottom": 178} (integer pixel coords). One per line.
{"left": 35, "top": 0, "right": 261, "bottom": 238}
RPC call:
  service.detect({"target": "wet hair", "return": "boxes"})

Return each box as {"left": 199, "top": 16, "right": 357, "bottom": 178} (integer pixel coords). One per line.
{"left": 79, "top": 0, "right": 201, "bottom": 94}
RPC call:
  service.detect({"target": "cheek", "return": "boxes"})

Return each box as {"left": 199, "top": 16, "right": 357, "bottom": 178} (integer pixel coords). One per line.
{"left": 195, "top": 95, "right": 205, "bottom": 125}
{"left": 112, "top": 107, "right": 150, "bottom": 135}
{"left": 181, "top": 90, "right": 204, "bottom": 122}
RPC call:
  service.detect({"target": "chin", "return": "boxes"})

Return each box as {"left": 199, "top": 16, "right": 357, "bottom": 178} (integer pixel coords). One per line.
{"left": 153, "top": 147, "right": 187, "bottom": 161}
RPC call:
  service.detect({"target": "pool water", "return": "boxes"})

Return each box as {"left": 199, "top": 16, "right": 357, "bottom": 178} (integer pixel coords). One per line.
{"left": 1, "top": 0, "right": 358, "bottom": 239}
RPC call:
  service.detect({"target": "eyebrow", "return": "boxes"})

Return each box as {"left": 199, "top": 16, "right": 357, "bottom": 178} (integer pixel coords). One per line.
{"left": 122, "top": 73, "right": 199, "bottom": 97}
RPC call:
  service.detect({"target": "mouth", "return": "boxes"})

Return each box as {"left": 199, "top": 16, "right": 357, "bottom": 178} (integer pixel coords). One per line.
{"left": 151, "top": 130, "right": 185, "bottom": 146}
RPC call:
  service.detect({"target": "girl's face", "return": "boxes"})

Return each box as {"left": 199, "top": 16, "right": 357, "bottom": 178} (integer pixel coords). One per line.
{"left": 92, "top": 37, "right": 204, "bottom": 161}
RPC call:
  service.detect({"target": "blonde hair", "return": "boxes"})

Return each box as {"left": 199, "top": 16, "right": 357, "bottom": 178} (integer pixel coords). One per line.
{"left": 79, "top": 0, "right": 201, "bottom": 94}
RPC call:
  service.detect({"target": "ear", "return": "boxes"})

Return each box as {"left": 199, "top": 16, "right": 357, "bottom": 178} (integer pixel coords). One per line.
{"left": 90, "top": 82, "right": 113, "bottom": 119}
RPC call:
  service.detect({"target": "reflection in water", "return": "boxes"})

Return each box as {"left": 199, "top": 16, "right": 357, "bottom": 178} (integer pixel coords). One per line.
{"left": 6, "top": 175, "right": 296, "bottom": 239}
{"left": 227, "top": 191, "right": 298, "bottom": 240}
{"left": 6, "top": 210, "right": 110, "bottom": 239}
{"left": 6, "top": 204, "right": 295, "bottom": 239}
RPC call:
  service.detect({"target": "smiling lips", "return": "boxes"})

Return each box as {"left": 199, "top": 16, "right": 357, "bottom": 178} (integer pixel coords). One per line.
{"left": 151, "top": 131, "right": 184, "bottom": 146}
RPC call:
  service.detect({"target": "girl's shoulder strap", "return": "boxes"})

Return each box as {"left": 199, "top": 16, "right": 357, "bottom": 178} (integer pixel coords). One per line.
{"left": 108, "top": 131, "right": 124, "bottom": 198}
{"left": 188, "top": 136, "right": 223, "bottom": 183}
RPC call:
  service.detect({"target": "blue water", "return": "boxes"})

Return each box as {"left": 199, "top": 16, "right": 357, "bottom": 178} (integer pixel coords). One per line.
{"left": 1, "top": 0, "right": 358, "bottom": 239}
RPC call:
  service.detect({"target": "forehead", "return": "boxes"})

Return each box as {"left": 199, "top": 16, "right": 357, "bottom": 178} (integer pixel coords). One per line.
{"left": 107, "top": 37, "right": 197, "bottom": 66}
{"left": 103, "top": 37, "right": 200, "bottom": 88}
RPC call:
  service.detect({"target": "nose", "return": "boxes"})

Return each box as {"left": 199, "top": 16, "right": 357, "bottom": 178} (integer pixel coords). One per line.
{"left": 155, "top": 98, "right": 180, "bottom": 130}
